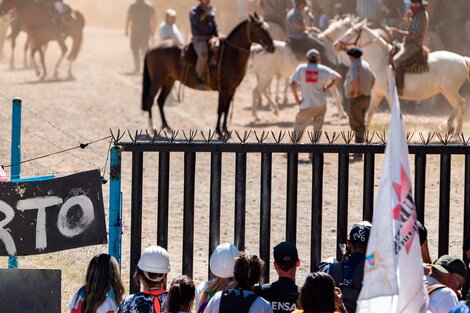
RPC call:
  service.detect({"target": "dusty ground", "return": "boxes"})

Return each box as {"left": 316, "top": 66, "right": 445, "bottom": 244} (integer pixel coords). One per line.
{"left": 0, "top": 24, "right": 469, "bottom": 312}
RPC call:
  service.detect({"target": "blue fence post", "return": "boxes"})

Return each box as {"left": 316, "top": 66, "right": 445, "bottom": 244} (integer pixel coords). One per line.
{"left": 8, "top": 98, "right": 21, "bottom": 269}
{"left": 109, "top": 146, "right": 122, "bottom": 267}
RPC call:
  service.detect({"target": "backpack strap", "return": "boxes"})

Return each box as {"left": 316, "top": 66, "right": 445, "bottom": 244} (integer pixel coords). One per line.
{"left": 427, "top": 284, "right": 447, "bottom": 296}
{"left": 219, "top": 288, "right": 259, "bottom": 313}
{"left": 144, "top": 289, "right": 166, "bottom": 313}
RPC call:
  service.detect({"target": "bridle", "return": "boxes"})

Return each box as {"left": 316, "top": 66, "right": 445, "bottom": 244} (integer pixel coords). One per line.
{"left": 224, "top": 21, "right": 253, "bottom": 53}
{"left": 336, "top": 26, "right": 379, "bottom": 51}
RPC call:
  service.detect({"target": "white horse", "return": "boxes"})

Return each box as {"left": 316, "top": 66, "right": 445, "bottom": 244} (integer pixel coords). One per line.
{"left": 334, "top": 21, "right": 470, "bottom": 134}
{"left": 250, "top": 18, "right": 355, "bottom": 121}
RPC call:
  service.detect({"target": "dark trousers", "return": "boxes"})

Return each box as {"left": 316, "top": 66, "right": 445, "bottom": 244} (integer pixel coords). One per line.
{"left": 348, "top": 95, "right": 371, "bottom": 144}
{"left": 289, "top": 35, "right": 326, "bottom": 58}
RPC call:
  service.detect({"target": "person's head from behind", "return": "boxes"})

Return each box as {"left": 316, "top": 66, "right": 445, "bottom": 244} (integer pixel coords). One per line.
{"left": 135, "top": 245, "right": 171, "bottom": 290}
{"left": 410, "top": 0, "right": 423, "bottom": 9}
{"left": 165, "top": 9, "right": 177, "bottom": 24}
{"left": 299, "top": 272, "right": 337, "bottom": 313}
{"left": 431, "top": 255, "right": 467, "bottom": 293}
{"left": 347, "top": 221, "right": 372, "bottom": 254}
{"left": 81, "top": 254, "right": 124, "bottom": 312}
{"left": 167, "top": 275, "right": 195, "bottom": 313}
{"left": 295, "top": 0, "right": 307, "bottom": 10}
{"left": 233, "top": 253, "right": 265, "bottom": 290}
{"left": 273, "top": 242, "right": 300, "bottom": 278}
{"left": 306, "top": 49, "right": 320, "bottom": 64}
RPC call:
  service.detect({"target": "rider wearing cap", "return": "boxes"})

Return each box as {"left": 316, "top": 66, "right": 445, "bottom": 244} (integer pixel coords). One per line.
{"left": 291, "top": 48, "right": 341, "bottom": 142}
{"left": 119, "top": 246, "right": 171, "bottom": 313}
{"left": 390, "top": 0, "right": 429, "bottom": 69}
{"left": 190, "top": 0, "right": 219, "bottom": 85}
{"left": 285, "top": 0, "right": 326, "bottom": 60}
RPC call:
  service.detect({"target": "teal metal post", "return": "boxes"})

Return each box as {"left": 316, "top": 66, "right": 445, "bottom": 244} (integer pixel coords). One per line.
{"left": 9, "top": 98, "right": 21, "bottom": 269}
{"left": 109, "top": 146, "right": 122, "bottom": 267}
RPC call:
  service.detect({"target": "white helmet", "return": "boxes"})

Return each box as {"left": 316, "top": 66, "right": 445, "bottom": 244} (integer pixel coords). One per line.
{"left": 137, "top": 246, "right": 171, "bottom": 274}
{"left": 210, "top": 243, "right": 240, "bottom": 278}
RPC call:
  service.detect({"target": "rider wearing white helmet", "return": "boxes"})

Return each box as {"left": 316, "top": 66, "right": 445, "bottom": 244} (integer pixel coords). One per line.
{"left": 119, "top": 245, "right": 171, "bottom": 313}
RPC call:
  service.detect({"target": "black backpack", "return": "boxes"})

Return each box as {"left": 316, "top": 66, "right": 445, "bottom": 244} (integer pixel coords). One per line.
{"left": 219, "top": 288, "right": 258, "bottom": 313}
{"left": 329, "top": 259, "right": 365, "bottom": 313}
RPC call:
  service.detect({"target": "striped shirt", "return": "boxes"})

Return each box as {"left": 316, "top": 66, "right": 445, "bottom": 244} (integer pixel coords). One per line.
{"left": 356, "top": 0, "right": 383, "bottom": 22}
{"left": 407, "top": 8, "right": 428, "bottom": 46}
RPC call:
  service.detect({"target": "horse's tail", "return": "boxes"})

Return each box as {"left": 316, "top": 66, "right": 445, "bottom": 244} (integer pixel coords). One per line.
{"left": 141, "top": 52, "right": 151, "bottom": 112}
{"left": 68, "top": 10, "right": 85, "bottom": 61}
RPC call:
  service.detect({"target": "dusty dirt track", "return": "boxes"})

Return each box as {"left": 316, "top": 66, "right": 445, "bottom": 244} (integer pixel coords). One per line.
{"left": 0, "top": 23, "right": 469, "bottom": 311}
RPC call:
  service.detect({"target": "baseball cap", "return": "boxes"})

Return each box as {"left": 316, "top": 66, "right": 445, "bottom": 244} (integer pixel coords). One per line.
{"left": 166, "top": 9, "right": 177, "bottom": 17}
{"left": 274, "top": 242, "right": 299, "bottom": 267}
{"left": 306, "top": 49, "right": 320, "bottom": 59}
{"left": 210, "top": 243, "right": 240, "bottom": 278}
{"left": 349, "top": 221, "right": 372, "bottom": 246}
{"left": 432, "top": 255, "right": 467, "bottom": 278}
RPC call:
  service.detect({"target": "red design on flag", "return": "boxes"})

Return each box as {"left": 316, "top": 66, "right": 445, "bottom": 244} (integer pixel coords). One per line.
{"left": 305, "top": 70, "right": 318, "bottom": 83}
{"left": 0, "top": 166, "right": 8, "bottom": 182}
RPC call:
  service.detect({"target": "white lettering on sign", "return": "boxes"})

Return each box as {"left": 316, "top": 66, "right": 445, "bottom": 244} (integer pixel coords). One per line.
{"left": 17, "top": 197, "right": 63, "bottom": 250}
{"left": 58, "top": 195, "right": 94, "bottom": 238}
{"left": 0, "top": 200, "right": 16, "bottom": 255}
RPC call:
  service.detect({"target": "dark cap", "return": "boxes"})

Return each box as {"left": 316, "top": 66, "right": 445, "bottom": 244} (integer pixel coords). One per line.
{"left": 463, "top": 237, "right": 470, "bottom": 251}
{"left": 416, "top": 221, "right": 427, "bottom": 246}
{"left": 346, "top": 47, "right": 363, "bottom": 58}
{"left": 273, "top": 242, "right": 299, "bottom": 267}
{"left": 432, "top": 255, "right": 467, "bottom": 278}
{"left": 349, "top": 221, "right": 372, "bottom": 246}
{"left": 410, "top": 0, "right": 423, "bottom": 3}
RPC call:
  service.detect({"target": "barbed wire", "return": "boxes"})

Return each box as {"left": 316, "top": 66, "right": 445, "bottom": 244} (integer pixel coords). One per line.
{"left": 21, "top": 102, "right": 108, "bottom": 158}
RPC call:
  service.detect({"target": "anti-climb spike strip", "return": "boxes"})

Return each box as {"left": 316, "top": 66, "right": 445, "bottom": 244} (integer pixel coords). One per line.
{"left": 254, "top": 131, "right": 268, "bottom": 143}
{"left": 406, "top": 132, "right": 414, "bottom": 143}
{"left": 201, "top": 130, "right": 215, "bottom": 143}
{"left": 436, "top": 132, "right": 454, "bottom": 145}
{"left": 221, "top": 131, "right": 232, "bottom": 143}
{"left": 324, "top": 132, "right": 340, "bottom": 144}
{"left": 457, "top": 133, "right": 470, "bottom": 146}
{"left": 272, "top": 131, "right": 286, "bottom": 143}
{"left": 288, "top": 131, "right": 301, "bottom": 144}
{"left": 364, "top": 131, "right": 375, "bottom": 144}
{"left": 307, "top": 130, "right": 322, "bottom": 144}
{"left": 341, "top": 131, "right": 354, "bottom": 144}
{"left": 377, "top": 131, "right": 387, "bottom": 144}
{"left": 418, "top": 132, "right": 434, "bottom": 145}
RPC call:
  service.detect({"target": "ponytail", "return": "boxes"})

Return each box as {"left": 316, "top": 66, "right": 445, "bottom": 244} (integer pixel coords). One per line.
{"left": 167, "top": 275, "right": 195, "bottom": 313}
{"left": 233, "top": 253, "right": 264, "bottom": 290}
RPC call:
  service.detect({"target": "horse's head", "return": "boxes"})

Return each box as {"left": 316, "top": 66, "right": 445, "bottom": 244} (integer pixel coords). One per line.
{"left": 248, "top": 13, "right": 275, "bottom": 53}
{"left": 333, "top": 19, "right": 368, "bottom": 52}
{"left": 0, "top": 0, "right": 19, "bottom": 16}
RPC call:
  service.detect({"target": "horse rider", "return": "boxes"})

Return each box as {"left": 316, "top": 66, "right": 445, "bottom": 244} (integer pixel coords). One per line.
{"left": 390, "top": 0, "right": 428, "bottom": 70}
{"left": 125, "top": 0, "right": 156, "bottom": 74}
{"left": 286, "top": 0, "right": 326, "bottom": 60}
{"left": 37, "top": 0, "right": 72, "bottom": 36}
{"left": 190, "top": 0, "right": 219, "bottom": 86}
{"left": 260, "top": 0, "right": 294, "bottom": 28}
{"left": 159, "top": 9, "right": 184, "bottom": 47}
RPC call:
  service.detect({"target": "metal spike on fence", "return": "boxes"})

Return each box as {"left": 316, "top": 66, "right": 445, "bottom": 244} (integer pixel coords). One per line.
{"left": 164, "top": 130, "right": 179, "bottom": 143}
{"left": 235, "top": 130, "right": 252, "bottom": 143}
{"left": 221, "top": 131, "right": 232, "bottom": 143}
{"left": 127, "top": 130, "right": 136, "bottom": 143}
{"left": 324, "top": 132, "right": 340, "bottom": 144}
{"left": 200, "top": 130, "right": 215, "bottom": 143}
{"left": 418, "top": 132, "right": 434, "bottom": 145}
{"left": 307, "top": 130, "right": 322, "bottom": 144}
{"left": 341, "top": 131, "right": 355, "bottom": 144}
{"left": 457, "top": 133, "right": 470, "bottom": 146}
{"left": 272, "top": 131, "right": 286, "bottom": 143}
{"left": 110, "top": 129, "right": 117, "bottom": 143}
{"left": 436, "top": 132, "right": 454, "bottom": 145}
{"left": 406, "top": 132, "right": 414, "bottom": 143}
{"left": 254, "top": 131, "right": 268, "bottom": 143}
{"left": 377, "top": 131, "right": 387, "bottom": 144}
{"left": 288, "top": 131, "right": 302, "bottom": 144}
{"left": 364, "top": 131, "right": 375, "bottom": 145}
{"left": 182, "top": 130, "right": 198, "bottom": 143}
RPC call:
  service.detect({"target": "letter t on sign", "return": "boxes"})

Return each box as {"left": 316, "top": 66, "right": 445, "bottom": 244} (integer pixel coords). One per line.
{"left": 17, "top": 197, "right": 63, "bottom": 251}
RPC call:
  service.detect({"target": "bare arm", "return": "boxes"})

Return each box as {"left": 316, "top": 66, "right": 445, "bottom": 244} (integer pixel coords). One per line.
{"left": 291, "top": 81, "right": 302, "bottom": 105}
{"left": 323, "top": 76, "right": 341, "bottom": 92}
{"left": 125, "top": 14, "right": 131, "bottom": 36}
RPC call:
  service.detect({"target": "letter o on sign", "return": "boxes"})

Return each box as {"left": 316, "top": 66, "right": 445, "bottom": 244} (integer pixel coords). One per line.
{"left": 57, "top": 195, "right": 95, "bottom": 238}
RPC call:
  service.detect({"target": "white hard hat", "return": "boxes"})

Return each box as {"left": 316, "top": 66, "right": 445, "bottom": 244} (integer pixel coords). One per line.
{"left": 210, "top": 243, "right": 240, "bottom": 278}
{"left": 137, "top": 246, "right": 171, "bottom": 274}
{"left": 166, "top": 9, "right": 177, "bottom": 17}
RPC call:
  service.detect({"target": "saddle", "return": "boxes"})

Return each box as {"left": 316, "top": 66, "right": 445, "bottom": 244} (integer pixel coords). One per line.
{"left": 286, "top": 38, "right": 308, "bottom": 62}
{"left": 182, "top": 37, "right": 221, "bottom": 68}
{"left": 392, "top": 43, "right": 430, "bottom": 95}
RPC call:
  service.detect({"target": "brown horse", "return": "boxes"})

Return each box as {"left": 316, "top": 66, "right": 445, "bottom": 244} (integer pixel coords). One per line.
{"left": 0, "top": 0, "right": 85, "bottom": 80}
{"left": 142, "top": 14, "right": 275, "bottom": 134}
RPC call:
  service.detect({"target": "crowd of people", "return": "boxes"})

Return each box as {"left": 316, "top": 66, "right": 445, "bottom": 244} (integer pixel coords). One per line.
{"left": 69, "top": 222, "right": 470, "bottom": 313}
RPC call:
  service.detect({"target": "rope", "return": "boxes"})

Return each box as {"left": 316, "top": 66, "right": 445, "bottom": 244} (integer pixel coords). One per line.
{"left": 4, "top": 136, "right": 111, "bottom": 168}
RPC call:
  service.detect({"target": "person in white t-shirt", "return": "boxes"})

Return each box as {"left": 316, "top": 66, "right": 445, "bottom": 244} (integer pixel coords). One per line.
{"left": 159, "top": 9, "right": 184, "bottom": 46}
{"left": 203, "top": 253, "right": 273, "bottom": 313}
{"left": 69, "top": 254, "right": 124, "bottom": 313}
{"left": 427, "top": 255, "right": 467, "bottom": 313}
{"left": 291, "top": 48, "right": 342, "bottom": 142}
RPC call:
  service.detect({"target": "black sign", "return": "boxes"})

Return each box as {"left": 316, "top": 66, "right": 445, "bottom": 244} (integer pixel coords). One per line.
{"left": 0, "top": 170, "right": 107, "bottom": 256}
{"left": 0, "top": 269, "right": 61, "bottom": 313}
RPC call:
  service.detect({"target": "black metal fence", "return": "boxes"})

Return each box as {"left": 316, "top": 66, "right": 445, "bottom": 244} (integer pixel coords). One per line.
{"left": 113, "top": 130, "right": 470, "bottom": 293}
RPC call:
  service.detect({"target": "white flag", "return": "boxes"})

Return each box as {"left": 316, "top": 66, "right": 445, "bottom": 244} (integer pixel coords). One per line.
{"left": 356, "top": 67, "right": 428, "bottom": 313}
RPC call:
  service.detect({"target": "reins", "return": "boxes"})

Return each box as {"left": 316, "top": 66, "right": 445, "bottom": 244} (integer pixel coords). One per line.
{"left": 337, "top": 27, "right": 379, "bottom": 51}
{"left": 223, "top": 22, "right": 253, "bottom": 53}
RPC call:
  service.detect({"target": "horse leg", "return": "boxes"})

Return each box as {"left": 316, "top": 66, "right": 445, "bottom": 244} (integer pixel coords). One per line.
{"left": 37, "top": 48, "right": 47, "bottom": 80}
{"left": 157, "top": 80, "right": 175, "bottom": 131}
{"left": 252, "top": 87, "right": 261, "bottom": 122}
{"left": 365, "top": 94, "right": 384, "bottom": 131}
{"left": 221, "top": 91, "right": 236, "bottom": 134}
{"left": 10, "top": 37, "right": 15, "bottom": 70}
{"left": 54, "top": 41, "right": 68, "bottom": 79}
{"left": 283, "top": 79, "right": 289, "bottom": 106}
{"left": 260, "top": 87, "right": 279, "bottom": 117}
{"left": 331, "top": 86, "right": 346, "bottom": 119}
{"left": 23, "top": 37, "right": 29, "bottom": 68}
{"left": 441, "top": 90, "right": 466, "bottom": 134}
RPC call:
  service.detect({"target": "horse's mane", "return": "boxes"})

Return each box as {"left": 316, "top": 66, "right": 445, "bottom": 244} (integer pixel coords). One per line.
{"left": 318, "top": 18, "right": 350, "bottom": 41}
{"left": 361, "top": 24, "right": 392, "bottom": 52}
{"left": 226, "top": 20, "right": 249, "bottom": 41}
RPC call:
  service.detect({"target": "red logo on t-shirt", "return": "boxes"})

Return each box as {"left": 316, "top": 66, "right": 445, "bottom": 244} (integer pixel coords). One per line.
{"left": 306, "top": 70, "right": 319, "bottom": 83}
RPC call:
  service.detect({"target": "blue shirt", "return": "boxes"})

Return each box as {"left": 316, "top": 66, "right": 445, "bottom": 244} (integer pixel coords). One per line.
{"left": 190, "top": 5, "right": 218, "bottom": 37}
{"left": 285, "top": 7, "right": 305, "bottom": 40}
{"left": 449, "top": 302, "right": 470, "bottom": 313}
